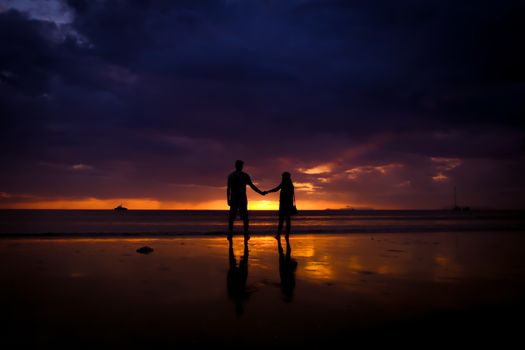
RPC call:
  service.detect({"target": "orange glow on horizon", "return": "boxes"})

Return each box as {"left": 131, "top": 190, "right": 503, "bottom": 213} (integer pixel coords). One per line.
{"left": 0, "top": 197, "right": 359, "bottom": 210}
{"left": 1, "top": 198, "right": 227, "bottom": 210}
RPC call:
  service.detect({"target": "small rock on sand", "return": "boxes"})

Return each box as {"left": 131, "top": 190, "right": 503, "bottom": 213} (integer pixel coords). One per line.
{"left": 136, "top": 246, "right": 154, "bottom": 254}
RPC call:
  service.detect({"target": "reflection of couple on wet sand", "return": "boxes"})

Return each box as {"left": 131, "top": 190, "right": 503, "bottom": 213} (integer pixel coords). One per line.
{"left": 227, "top": 240, "right": 250, "bottom": 316}
{"left": 226, "top": 159, "right": 298, "bottom": 314}
{"left": 227, "top": 160, "right": 296, "bottom": 241}
{"left": 227, "top": 237, "right": 298, "bottom": 315}
{"left": 278, "top": 236, "right": 298, "bottom": 302}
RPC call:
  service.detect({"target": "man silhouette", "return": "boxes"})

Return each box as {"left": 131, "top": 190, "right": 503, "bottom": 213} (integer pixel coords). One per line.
{"left": 227, "top": 160, "right": 265, "bottom": 241}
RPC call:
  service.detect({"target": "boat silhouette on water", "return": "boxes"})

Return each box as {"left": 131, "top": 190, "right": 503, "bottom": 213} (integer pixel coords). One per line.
{"left": 452, "top": 186, "right": 470, "bottom": 212}
{"left": 114, "top": 204, "right": 128, "bottom": 211}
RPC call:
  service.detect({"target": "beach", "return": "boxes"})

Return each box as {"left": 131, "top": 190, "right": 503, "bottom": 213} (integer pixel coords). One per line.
{"left": 1, "top": 232, "right": 524, "bottom": 347}
{"left": 3, "top": 0, "right": 524, "bottom": 347}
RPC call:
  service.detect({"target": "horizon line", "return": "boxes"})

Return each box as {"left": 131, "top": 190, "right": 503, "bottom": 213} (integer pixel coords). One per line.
{"left": 0, "top": 207, "right": 515, "bottom": 211}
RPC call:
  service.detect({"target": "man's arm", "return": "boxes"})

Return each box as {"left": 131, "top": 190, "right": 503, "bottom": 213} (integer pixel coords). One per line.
{"left": 227, "top": 178, "right": 231, "bottom": 206}
{"left": 247, "top": 176, "right": 265, "bottom": 195}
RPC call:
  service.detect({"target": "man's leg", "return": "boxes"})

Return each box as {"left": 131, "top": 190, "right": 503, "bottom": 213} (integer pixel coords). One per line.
{"left": 228, "top": 207, "right": 237, "bottom": 239}
{"left": 240, "top": 205, "right": 250, "bottom": 240}
{"left": 242, "top": 215, "right": 250, "bottom": 240}
{"left": 243, "top": 217, "right": 249, "bottom": 236}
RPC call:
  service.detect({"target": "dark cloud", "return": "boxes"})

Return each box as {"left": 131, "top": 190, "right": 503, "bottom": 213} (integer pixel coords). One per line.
{"left": 0, "top": 10, "right": 62, "bottom": 94}
{"left": 0, "top": 0, "right": 524, "bottom": 208}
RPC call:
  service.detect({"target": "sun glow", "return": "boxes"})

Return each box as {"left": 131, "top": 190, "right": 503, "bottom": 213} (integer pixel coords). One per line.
{"left": 248, "top": 200, "right": 279, "bottom": 210}
{"left": 0, "top": 197, "right": 361, "bottom": 210}
{"left": 0, "top": 192, "right": 355, "bottom": 210}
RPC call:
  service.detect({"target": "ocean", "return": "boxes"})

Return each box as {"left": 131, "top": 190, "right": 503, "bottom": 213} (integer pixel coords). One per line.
{"left": 0, "top": 209, "right": 524, "bottom": 236}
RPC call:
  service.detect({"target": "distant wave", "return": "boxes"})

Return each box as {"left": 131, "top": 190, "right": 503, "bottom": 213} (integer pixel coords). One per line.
{"left": 1, "top": 225, "right": 524, "bottom": 237}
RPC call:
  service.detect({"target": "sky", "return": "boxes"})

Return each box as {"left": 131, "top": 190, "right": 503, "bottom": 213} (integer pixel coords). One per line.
{"left": 0, "top": 0, "right": 524, "bottom": 210}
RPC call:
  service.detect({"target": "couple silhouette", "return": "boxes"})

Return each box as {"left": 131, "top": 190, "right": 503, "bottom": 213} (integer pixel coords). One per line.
{"left": 227, "top": 160, "right": 295, "bottom": 241}
{"left": 227, "top": 236, "right": 297, "bottom": 316}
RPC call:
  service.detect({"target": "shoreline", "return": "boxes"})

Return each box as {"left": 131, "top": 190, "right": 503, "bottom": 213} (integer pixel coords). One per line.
{"left": 1, "top": 228, "right": 525, "bottom": 238}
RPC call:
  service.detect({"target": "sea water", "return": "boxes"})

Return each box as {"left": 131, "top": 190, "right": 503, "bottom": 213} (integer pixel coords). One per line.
{"left": 0, "top": 209, "right": 523, "bottom": 235}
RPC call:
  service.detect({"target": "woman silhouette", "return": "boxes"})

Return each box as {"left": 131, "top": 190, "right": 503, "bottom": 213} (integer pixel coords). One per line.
{"left": 265, "top": 171, "right": 296, "bottom": 239}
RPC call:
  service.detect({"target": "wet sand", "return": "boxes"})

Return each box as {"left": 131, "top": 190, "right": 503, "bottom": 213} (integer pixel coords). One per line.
{"left": 1, "top": 233, "right": 524, "bottom": 347}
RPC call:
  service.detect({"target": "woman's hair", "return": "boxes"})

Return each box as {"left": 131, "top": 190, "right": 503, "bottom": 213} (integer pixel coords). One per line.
{"left": 281, "top": 172, "right": 293, "bottom": 189}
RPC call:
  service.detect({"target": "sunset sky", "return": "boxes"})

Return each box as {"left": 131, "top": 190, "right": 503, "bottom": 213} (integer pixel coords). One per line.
{"left": 1, "top": 0, "right": 524, "bottom": 210}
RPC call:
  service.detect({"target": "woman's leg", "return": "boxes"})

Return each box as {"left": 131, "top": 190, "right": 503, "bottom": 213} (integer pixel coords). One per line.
{"left": 285, "top": 215, "right": 291, "bottom": 237}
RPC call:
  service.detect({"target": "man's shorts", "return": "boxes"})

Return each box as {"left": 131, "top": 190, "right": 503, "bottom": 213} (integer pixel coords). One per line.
{"left": 229, "top": 201, "right": 248, "bottom": 219}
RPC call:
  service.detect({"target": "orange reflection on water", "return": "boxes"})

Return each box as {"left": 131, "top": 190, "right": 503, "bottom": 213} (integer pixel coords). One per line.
{"left": 4, "top": 233, "right": 510, "bottom": 292}
{"left": 291, "top": 245, "right": 315, "bottom": 258}
{"left": 303, "top": 259, "right": 335, "bottom": 281}
{"left": 282, "top": 234, "right": 471, "bottom": 285}
{"left": 348, "top": 256, "right": 364, "bottom": 271}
